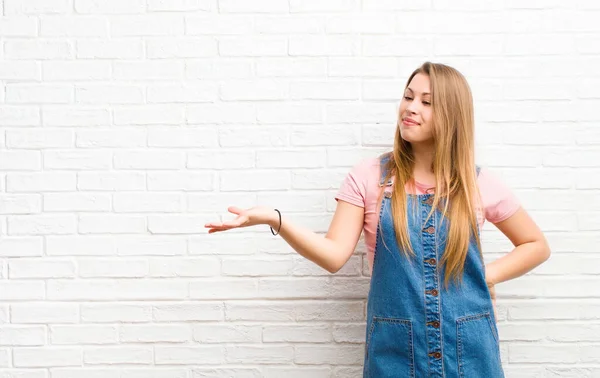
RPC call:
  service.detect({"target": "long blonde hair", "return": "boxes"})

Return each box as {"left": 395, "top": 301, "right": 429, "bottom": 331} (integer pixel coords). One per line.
{"left": 381, "top": 62, "right": 482, "bottom": 287}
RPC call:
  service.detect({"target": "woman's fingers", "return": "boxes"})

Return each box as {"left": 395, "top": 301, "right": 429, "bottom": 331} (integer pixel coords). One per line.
{"left": 205, "top": 207, "right": 249, "bottom": 233}
{"left": 228, "top": 206, "right": 244, "bottom": 215}
{"left": 205, "top": 214, "right": 249, "bottom": 233}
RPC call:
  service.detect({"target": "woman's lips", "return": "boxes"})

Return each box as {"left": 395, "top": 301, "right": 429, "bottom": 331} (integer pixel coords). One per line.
{"left": 402, "top": 118, "right": 419, "bottom": 126}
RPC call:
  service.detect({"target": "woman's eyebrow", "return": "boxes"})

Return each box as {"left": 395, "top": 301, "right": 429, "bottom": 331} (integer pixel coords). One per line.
{"left": 406, "top": 87, "right": 431, "bottom": 96}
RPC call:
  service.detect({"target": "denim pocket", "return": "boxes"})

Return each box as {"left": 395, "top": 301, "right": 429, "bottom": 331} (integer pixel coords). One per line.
{"left": 365, "top": 316, "right": 414, "bottom": 378}
{"left": 457, "top": 312, "right": 504, "bottom": 378}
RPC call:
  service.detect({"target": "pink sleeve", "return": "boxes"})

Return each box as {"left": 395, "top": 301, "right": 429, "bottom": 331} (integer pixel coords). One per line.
{"left": 334, "top": 159, "right": 372, "bottom": 208}
{"left": 478, "top": 167, "right": 521, "bottom": 223}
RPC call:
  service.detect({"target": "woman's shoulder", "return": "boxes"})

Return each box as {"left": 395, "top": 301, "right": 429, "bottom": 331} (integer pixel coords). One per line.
{"left": 476, "top": 165, "right": 521, "bottom": 223}
{"left": 348, "top": 155, "right": 384, "bottom": 185}
{"left": 476, "top": 166, "right": 509, "bottom": 190}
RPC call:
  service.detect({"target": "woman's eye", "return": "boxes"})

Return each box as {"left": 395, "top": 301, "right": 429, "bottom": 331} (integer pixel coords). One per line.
{"left": 404, "top": 96, "right": 412, "bottom": 100}
{"left": 423, "top": 101, "right": 431, "bottom": 106}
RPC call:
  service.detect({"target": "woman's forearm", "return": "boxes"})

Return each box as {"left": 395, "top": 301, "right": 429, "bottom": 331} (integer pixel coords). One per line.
{"left": 268, "top": 215, "right": 346, "bottom": 273}
{"left": 485, "top": 239, "right": 551, "bottom": 285}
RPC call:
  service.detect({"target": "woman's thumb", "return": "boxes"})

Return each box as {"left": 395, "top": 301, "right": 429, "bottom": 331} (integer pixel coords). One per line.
{"left": 228, "top": 206, "right": 243, "bottom": 215}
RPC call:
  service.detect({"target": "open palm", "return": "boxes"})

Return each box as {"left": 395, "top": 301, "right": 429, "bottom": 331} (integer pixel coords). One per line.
{"left": 204, "top": 206, "right": 275, "bottom": 234}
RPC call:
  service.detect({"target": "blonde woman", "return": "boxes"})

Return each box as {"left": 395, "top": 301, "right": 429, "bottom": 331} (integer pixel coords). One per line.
{"left": 205, "top": 62, "right": 551, "bottom": 378}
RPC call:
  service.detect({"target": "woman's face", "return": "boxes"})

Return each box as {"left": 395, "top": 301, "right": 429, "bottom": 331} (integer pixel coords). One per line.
{"left": 398, "top": 73, "right": 434, "bottom": 145}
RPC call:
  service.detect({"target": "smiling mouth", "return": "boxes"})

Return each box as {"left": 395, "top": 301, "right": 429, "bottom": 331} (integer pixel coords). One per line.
{"left": 402, "top": 118, "right": 420, "bottom": 126}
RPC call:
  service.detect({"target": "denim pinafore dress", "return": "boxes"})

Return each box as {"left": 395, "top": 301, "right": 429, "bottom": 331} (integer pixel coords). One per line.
{"left": 363, "top": 157, "right": 504, "bottom": 378}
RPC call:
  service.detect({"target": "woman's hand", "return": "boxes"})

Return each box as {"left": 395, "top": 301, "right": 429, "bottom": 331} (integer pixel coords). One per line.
{"left": 485, "top": 265, "right": 498, "bottom": 321}
{"left": 204, "top": 206, "right": 279, "bottom": 234}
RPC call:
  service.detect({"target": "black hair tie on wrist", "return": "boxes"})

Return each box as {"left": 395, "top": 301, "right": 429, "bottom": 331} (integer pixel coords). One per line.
{"left": 270, "top": 209, "right": 282, "bottom": 236}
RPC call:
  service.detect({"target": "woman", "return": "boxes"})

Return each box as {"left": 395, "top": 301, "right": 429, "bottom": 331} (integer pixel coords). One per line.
{"left": 205, "top": 62, "right": 551, "bottom": 377}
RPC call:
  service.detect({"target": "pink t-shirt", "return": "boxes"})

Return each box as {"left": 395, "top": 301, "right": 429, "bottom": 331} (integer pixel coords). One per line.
{"left": 335, "top": 157, "right": 521, "bottom": 271}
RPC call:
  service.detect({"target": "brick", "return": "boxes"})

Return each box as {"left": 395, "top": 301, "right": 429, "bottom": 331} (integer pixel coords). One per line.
{"left": 110, "top": 15, "right": 184, "bottom": 36}
{"left": 289, "top": 36, "right": 357, "bottom": 56}
{"left": 11, "top": 303, "right": 78, "bottom": 324}
{"left": 294, "top": 344, "right": 363, "bottom": 364}
{"left": 0, "top": 238, "right": 43, "bottom": 257}
{"left": 147, "top": 83, "right": 218, "bottom": 103}
{"left": 42, "top": 61, "right": 110, "bottom": 81}
{"left": 5, "top": 41, "right": 72, "bottom": 60}
{"left": 147, "top": 127, "right": 218, "bottom": 147}
{"left": 148, "top": 0, "right": 214, "bottom": 12}
{"left": 7, "top": 129, "right": 73, "bottom": 149}
{"left": 40, "top": 16, "right": 108, "bottom": 37}
{"left": 112, "top": 62, "right": 184, "bottom": 82}
{"left": 43, "top": 150, "right": 111, "bottom": 170}
{"left": 13, "top": 347, "right": 81, "bottom": 367}
{"left": 219, "top": 37, "right": 287, "bottom": 57}
{"left": 76, "top": 128, "right": 146, "bottom": 148}
{"left": 78, "top": 215, "right": 146, "bottom": 234}
{"left": 152, "top": 303, "right": 224, "bottom": 322}
{"left": 119, "top": 325, "right": 190, "bottom": 343}
{"left": 77, "top": 172, "right": 145, "bottom": 191}
{"left": 263, "top": 324, "right": 331, "bottom": 343}
{"left": 75, "top": 85, "right": 144, "bottom": 104}
{"left": 0, "top": 194, "right": 42, "bottom": 214}
{"left": 149, "top": 257, "right": 220, "bottom": 277}
{"left": 146, "top": 38, "right": 218, "bottom": 58}
{"left": 0, "top": 326, "right": 46, "bottom": 346}
{"left": 42, "top": 107, "right": 109, "bottom": 127}
{"left": 81, "top": 304, "right": 152, "bottom": 323}
{"left": 84, "top": 347, "right": 153, "bottom": 365}
{"left": 50, "top": 325, "right": 118, "bottom": 345}
{"left": 8, "top": 259, "right": 76, "bottom": 279}
{"left": 225, "top": 345, "right": 293, "bottom": 364}
{"left": 0, "top": 151, "right": 41, "bottom": 171}
{"left": 291, "top": 80, "right": 360, "bottom": 100}
{"left": 290, "top": 0, "right": 358, "bottom": 13}
{"left": 0, "top": 105, "right": 41, "bottom": 126}
{"left": 8, "top": 215, "right": 76, "bottom": 235}
{"left": 5, "top": 0, "right": 71, "bottom": 15}
{"left": 0, "top": 17, "right": 38, "bottom": 37}
{"left": 193, "top": 324, "right": 261, "bottom": 343}
{"left": 113, "top": 193, "right": 184, "bottom": 213}
{"left": 219, "top": 125, "right": 288, "bottom": 147}
{"left": 256, "top": 57, "right": 327, "bottom": 77}
{"left": 219, "top": 0, "right": 288, "bottom": 13}
{"left": 78, "top": 258, "right": 148, "bottom": 278}
{"left": 47, "top": 280, "right": 187, "bottom": 301}
{"left": 255, "top": 15, "right": 323, "bottom": 34}
{"left": 75, "top": 0, "right": 146, "bottom": 14}
{"left": 46, "top": 236, "right": 116, "bottom": 256}
{"left": 187, "top": 103, "right": 255, "bottom": 123}
{"left": 154, "top": 346, "right": 224, "bottom": 365}
{"left": 113, "top": 150, "right": 185, "bottom": 169}
{"left": 76, "top": 40, "right": 143, "bottom": 59}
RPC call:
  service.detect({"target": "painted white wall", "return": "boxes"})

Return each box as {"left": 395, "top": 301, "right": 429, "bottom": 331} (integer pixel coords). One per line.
{"left": 0, "top": 0, "right": 598, "bottom": 376}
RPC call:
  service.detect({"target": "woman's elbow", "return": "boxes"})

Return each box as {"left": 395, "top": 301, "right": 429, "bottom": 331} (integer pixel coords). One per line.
{"left": 539, "top": 238, "right": 551, "bottom": 262}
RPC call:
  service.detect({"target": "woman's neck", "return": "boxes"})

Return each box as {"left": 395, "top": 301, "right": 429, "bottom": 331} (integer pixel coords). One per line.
{"left": 410, "top": 142, "right": 435, "bottom": 180}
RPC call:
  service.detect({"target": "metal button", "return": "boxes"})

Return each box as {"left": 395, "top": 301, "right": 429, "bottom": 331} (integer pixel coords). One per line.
{"left": 427, "top": 258, "right": 436, "bottom": 265}
{"left": 423, "top": 196, "right": 434, "bottom": 206}
{"left": 429, "top": 352, "right": 442, "bottom": 359}
{"left": 426, "top": 289, "right": 439, "bottom": 296}
{"left": 427, "top": 321, "right": 440, "bottom": 328}
{"left": 424, "top": 226, "right": 435, "bottom": 234}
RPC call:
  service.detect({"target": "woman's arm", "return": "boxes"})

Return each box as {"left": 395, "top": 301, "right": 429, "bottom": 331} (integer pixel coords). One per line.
{"left": 273, "top": 201, "right": 364, "bottom": 273}
{"left": 485, "top": 207, "right": 551, "bottom": 285}
{"left": 205, "top": 200, "right": 365, "bottom": 273}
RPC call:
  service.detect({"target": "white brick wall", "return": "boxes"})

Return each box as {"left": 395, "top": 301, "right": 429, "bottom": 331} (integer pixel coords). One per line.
{"left": 0, "top": 0, "right": 597, "bottom": 376}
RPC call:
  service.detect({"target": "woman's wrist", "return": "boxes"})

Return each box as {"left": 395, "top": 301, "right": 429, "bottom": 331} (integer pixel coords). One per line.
{"left": 484, "top": 263, "right": 499, "bottom": 286}
{"left": 267, "top": 208, "right": 281, "bottom": 229}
